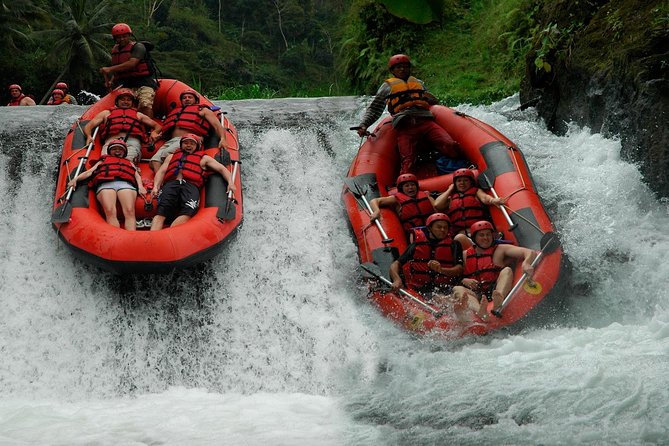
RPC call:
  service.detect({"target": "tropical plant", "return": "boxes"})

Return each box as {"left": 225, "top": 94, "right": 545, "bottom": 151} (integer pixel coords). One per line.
{"left": 32, "top": 0, "right": 113, "bottom": 103}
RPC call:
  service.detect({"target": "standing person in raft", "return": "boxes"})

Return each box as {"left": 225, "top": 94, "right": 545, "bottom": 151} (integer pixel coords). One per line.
{"left": 100, "top": 23, "right": 157, "bottom": 117}
{"left": 150, "top": 134, "right": 235, "bottom": 230}
{"left": 67, "top": 140, "right": 146, "bottom": 231}
{"left": 82, "top": 88, "right": 162, "bottom": 163}
{"left": 369, "top": 173, "right": 436, "bottom": 237}
{"left": 6, "top": 84, "right": 36, "bottom": 106}
{"left": 452, "top": 221, "right": 536, "bottom": 321}
{"left": 389, "top": 213, "right": 464, "bottom": 300}
{"left": 354, "top": 54, "right": 460, "bottom": 174}
{"left": 149, "top": 89, "right": 230, "bottom": 172}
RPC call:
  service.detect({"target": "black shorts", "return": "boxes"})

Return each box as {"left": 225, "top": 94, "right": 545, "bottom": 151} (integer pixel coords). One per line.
{"left": 157, "top": 180, "right": 201, "bottom": 218}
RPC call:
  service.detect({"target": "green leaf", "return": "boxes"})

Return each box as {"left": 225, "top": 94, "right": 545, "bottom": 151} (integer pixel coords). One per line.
{"left": 378, "top": 0, "right": 440, "bottom": 24}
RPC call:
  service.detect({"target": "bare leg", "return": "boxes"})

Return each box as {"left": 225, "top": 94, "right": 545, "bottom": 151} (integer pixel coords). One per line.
{"left": 150, "top": 160, "right": 162, "bottom": 172}
{"left": 151, "top": 215, "right": 166, "bottom": 231}
{"left": 170, "top": 215, "right": 192, "bottom": 227}
{"left": 97, "top": 189, "right": 120, "bottom": 228}
{"left": 492, "top": 267, "right": 513, "bottom": 311}
{"left": 117, "top": 189, "right": 138, "bottom": 230}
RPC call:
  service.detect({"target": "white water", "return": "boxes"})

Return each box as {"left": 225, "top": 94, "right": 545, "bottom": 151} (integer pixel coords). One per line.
{"left": 0, "top": 96, "right": 668, "bottom": 445}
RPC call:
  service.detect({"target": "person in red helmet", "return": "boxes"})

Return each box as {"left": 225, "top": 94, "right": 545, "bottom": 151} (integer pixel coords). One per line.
{"left": 354, "top": 54, "right": 460, "bottom": 174}
{"left": 150, "top": 88, "right": 230, "bottom": 172}
{"left": 434, "top": 168, "right": 505, "bottom": 236}
{"left": 48, "top": 89, "right": 65, "bottom": 105}
{"left": 369, "top": 173, "right": 436, "bottom": 237}
{"left": 67, "top": 140, "right": 146, "bottom": 230}
{"left": 451, "top": 220, "right": 536, "bottom": 320}
{"left": 389, "top": 212, "right": 464, "bottom": 299}
{"left": 99, "top": 22, "right": 157, "bottom": 117}
{"left": 47, "top": 82, "right": 78, "bottom": 105}
{"left": 82, "top": 88, "right": 162, "bottom": 163}
{"left": 150, "top": 133, "right": 236, "bottom": 230}
{"left": 6, "top": 84, "right": 36, "bottom": 106}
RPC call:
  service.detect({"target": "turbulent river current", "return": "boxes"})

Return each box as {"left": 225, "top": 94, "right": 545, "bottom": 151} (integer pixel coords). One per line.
{"left": 0, "top": 95, "right": 667, "bottom": 445}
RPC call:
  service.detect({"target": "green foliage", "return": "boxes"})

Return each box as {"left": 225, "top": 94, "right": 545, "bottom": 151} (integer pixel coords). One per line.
{"left": 379, "top": 0, "right": 443, "bottom": 24}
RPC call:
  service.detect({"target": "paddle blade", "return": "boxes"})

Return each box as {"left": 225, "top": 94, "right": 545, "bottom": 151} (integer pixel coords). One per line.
{"left": 477, "top": 172, "right": 492, "bottom": 190}
{"left": 361, "top": 262, "right": 382, "bottom": 278}
{"left": 342, "top": 177, "right": 364, "bottom": 198}
{"left": 217, "top": 198, "right": 236, "bottom": 221}
{"left": 539, "top": 232, "right": 561, "bottom": 254}
{"left": 51, "top": 202, "right": 72, "bottom": 224}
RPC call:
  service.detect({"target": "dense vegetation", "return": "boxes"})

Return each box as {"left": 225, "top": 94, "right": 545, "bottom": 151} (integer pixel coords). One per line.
{"left": 2, "top": 0, "right": 544, "bottom": 104}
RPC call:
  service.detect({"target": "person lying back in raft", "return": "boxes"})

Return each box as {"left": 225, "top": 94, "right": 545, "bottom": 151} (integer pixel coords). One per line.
{"left": 47, "top": 82, "right": 78, "bottom": 105}
{"left": 434, "top": 168, "right": 506, "bottom": 244}
{"left": 83, "top": 88, "right": 162, "bottom": 163}
{"left": 67, "top": 139, "right": 146, "bottom": 231}
{"left": 451, "top": 221, "right": 536, "bottom": 321}
{"left": 150, "top": 89, "right": 230, "bottom": 173}
{"left": 369, "top": 173, "right": 435, "bottom": 240}
{"left": 150, "top": 134, "right": 235, "bottom": 230}
{"left": 354, "top": 54, "right": 460, "bottom": 175}
{"left": 6, "top": 84, "right": 36, "bottom": 106}
{"left": 389, "top": 213, "right": 463, "bottom": 302}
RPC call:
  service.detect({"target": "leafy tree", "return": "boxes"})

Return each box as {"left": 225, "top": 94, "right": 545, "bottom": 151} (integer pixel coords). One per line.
{"left": 32, "top": 0, "right": 113, "bottom": 102}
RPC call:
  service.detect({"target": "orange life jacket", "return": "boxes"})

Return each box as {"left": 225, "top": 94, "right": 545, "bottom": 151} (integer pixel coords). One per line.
{"left": 162, "top": 105, "right": 212, "bottom": 137}
{"left": 403, "top": 229, "right": 458, "bottom": 289}
{"left": 447, "top": 187, "right": 487, "bottom": 233}
{"left": 100, "top": 108, "right": 146, "bottom": 141}
{"left": 393, "top": 190, "right": 434, "bottom": 233}
{"left": 90, "top": 155, "right": 137, "bottom": 187}
{"left": 111, "top": 41, "right": 152, "bottom": 80}
{"left": 385, "top": 76, "right": 430, "bottom": 115}
{"left": 165, "top": 150, "right": 205, "bottom": 188}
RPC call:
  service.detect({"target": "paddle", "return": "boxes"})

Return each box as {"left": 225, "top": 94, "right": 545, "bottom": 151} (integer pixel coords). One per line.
{"left": 478, "top": 172, "right": 517, "bottom": 231}
{"left": 51, "top": 127, "right": 100, "bottom": 224}
{"left": 217, "top": 160, "right": 240, "bottom": 221}
{"left": 491, "top": 231, "right": 561, "bottom": 317}
{"left": 343, "top": 177, "right": 393, "bottom": 244}
{"left": 361, "top": 262, "right": 443, "bottom": 318}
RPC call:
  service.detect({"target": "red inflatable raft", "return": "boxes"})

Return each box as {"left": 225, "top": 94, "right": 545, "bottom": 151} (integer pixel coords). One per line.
{"left": 51, "top": 79, "right": 242, "bottom": 274}
{"left": 343, "top": 105, "right": 562, "bottom": 337}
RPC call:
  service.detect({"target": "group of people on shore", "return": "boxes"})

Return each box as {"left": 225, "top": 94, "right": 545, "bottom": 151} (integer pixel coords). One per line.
{"left": 61, "top": 22, "right": 235, "bottom": 232}
{"left": 357, "top": 54, "right": 537, "bottom": 321}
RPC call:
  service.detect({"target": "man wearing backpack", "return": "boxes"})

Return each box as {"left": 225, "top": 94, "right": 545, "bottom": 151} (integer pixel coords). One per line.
{"left": 100, "top": 23, "right": 158, "bottom": 117}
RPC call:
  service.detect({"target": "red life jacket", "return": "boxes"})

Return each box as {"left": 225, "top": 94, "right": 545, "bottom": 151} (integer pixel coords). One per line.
{"left": 165, "top": 150, "right": 205, "bottom": 188}
{"left": 385, "top": 76, "right": 430, "bottom": 115}
{"left": 49, "top": 97, "right": 64, "bottom": 105}
{"left": 464, "top": 245, "right": 503, "bottom": 294}
{"left": 162, "top": 105, "right": 212, "bottom": 137}
{"left": 447, "top": 187, "right": 487, "bottom": 233}
{"left": 111, "top": 41, "right": 152, "bottom": 80}
{"left": 394, "top": 190, "right": 434, "bottom": 232}
{"left": 7, "top": 94, "right": 26, "bottom": 106}
{"left": 101, "top": 108, "right": 146, "bottom": 141}
{"left": 90, "top": 155, "right": 137, "bottom": 187}
{"left": 403, "top": 229, "right": 458, "bottom": 289}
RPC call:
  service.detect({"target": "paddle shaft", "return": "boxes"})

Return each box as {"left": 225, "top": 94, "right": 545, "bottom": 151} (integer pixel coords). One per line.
{"left": 358, "top": 192, "right": 393, "bottom": 243}
{"left": 489, "top": 185, "right": 516, "bottom": 230}
{"left": 227, "top": 160, "right": 239, "bottom": 201}
{"left": 63, "top": 126, "right": 100, "bottom": 203}
{"left": 494, "top": 248, "right": 547, "bottom": 316}
{"left": 365, "top": 266, "right": 443, "bottom": 317}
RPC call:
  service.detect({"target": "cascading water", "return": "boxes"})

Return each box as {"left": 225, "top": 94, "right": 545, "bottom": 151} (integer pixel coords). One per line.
{"left": 0, "top": 95, "right": 667, "bottom": 445}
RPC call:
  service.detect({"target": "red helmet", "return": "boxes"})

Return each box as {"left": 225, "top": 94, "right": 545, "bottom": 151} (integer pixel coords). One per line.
{"left": 111, "top": 23, "right": 132, "bottom": 37}
{"left": 52, "top": 89, "right": 64, "bottom": 97}
{"left": 396, "top": 173, "right": 418, "bottom": 189}
{"left": 55, "top": 82, "right": 68, "bottom": 91}
{"left": 107, "top": 139, "right": 128, "bottom": 157}
{"left": 180, "top": 133, "right": 202, "bottom": 150}
{"left": 426, "top": 213, "right": 450, "bottom": 227}
{"left": 388, "top": 54, "right": 411, "bottom": 69}
{"left": 470, "top": 220, "right": 494, "bottom": 238}
{"left": 115, "top": 88, "right": 135, "bottom": 105}
{"left": 8, "top": 84, "right": 22, "bottom": 91}
{"left": 453, "top": 168, "right": 475, "bottom": 182}
{"left": 179, "top": 89, "right": 200, "bottom": 103}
